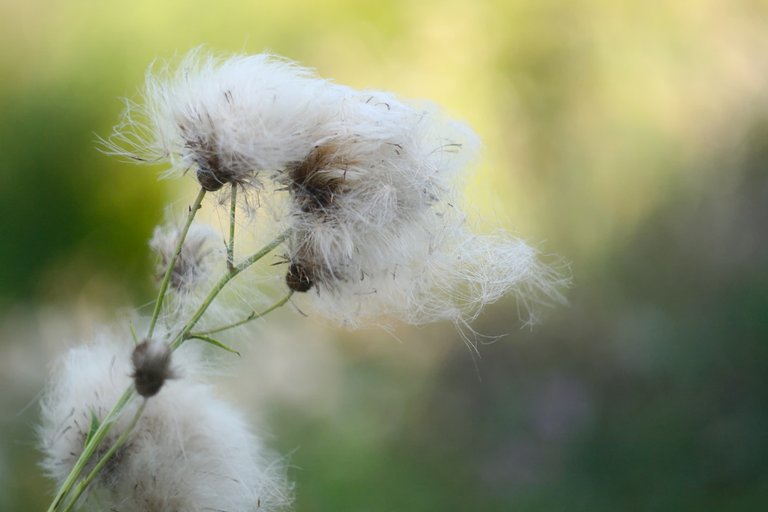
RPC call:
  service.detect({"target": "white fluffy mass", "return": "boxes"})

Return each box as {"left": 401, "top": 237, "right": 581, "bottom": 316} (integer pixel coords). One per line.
{"left": 108, "top": 49, "right": 567, "bottom": 327}
{"left": 104, "top": 50, "right": 342, "bottom": 190}
{"left": 276, "top": 89, "right": 565, "bottom": 327}
{"left": 39, "top": 335, "right": 291, "bottom": 512}
{"left": 149, "top": 222, "right": 220, "bottom": 293}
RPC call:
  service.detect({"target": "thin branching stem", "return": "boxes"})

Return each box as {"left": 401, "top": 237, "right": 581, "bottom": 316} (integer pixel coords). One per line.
{"left": 188, "top": 334, "right": 241, "bottom": 355}
{"left": 47, "top": 192, "right": 289, "bottom": 512}
{"left": 170, "top": 229, "right": 291, "bottom": 350}
{"left": 189, "top": 291, "right": 294, "bottom": 338}
{"left": 60, "top": 400, "right": 147, "bottom": 512}
{"left": 147, "top": 187, "right": 207, "bottom": 339}
{"left": 227, "top": 185, "right": 237, "bottom": 273}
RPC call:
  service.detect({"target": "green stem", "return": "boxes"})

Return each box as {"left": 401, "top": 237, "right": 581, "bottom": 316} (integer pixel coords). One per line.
{"left": 189, "top": 291, "right": 294, "bottom": 338}
{"left": 60, "top": 400, "right": 147, "bottom": 512}
{"left": 171, "top": 229, "right": 290, "bottom": 350}
{"left": 188, "top": 334, "right": 241, "bottom": 355}
{"left": 47, "top": 388, "right": 135, "bottom": 512}
{"left": 147, "top": 187, "right": 207, "bottom": 339}
{"left": 227, "top": 185, "right": 237, "bottom": 273}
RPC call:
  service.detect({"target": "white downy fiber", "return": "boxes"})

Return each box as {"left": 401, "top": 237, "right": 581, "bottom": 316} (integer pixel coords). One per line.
{"left": 39, "top": 335, "right": 290, "bottom": 512}
{"left": 108, "top": 49, "right": 567, "bottom": 327}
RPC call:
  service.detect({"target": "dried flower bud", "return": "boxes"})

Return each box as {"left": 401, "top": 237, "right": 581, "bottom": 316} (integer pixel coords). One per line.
{"left": 185, "top": 131, "right": 238, "bottom": 191}
{"left": 195, "top": 167, "right": 226, "bottom": 191}
{"left": 131, "top": 339, "right": 172, "bottom": 397}
{"left": 284, "top": 143, "right": 350, "bottom": 214}
{"left": 286, "top": 262, "right": 313, "bottom": 292}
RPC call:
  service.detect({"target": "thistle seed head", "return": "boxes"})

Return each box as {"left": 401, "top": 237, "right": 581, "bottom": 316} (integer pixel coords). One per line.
{"left": 102, "top": 49, "right": 344, "bottom": 189}
{"left": 284, "top": 143, "right": 351, "bottom": 214}
{"left": 39, "top": 337, "right": 293, "bottom": 511}
{"left": 150, "top": 223, "right": 218, "bottom": 293}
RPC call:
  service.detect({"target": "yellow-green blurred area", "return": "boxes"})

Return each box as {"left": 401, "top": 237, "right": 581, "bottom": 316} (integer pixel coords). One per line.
{"left": 2, "top": 0, "right": 768, "bottom": 510}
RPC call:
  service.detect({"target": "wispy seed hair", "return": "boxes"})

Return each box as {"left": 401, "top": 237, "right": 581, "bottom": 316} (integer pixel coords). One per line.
{"left": 39, "top": 335, "right": 292, "bottom": 511}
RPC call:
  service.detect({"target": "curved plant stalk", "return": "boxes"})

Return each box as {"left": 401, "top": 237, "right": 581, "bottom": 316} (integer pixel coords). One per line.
{"left": 60, "top": 400, "right": 147, "bottom": 512}
{"left": 187, "top": 334, "right": 241, "bottom": 356}
{"left": 170, "top": 229, "right": 291, "bottom": 350}
{"left": 46, "top": 388, "right": 135, "bottom": 512}
{"left": 147, "top": 187, "right": 207, "bottom": 339}
{"left": 227, "top": 185, "right": 237, "bottom": 273}
{"left": 189, "top": 290, "right": 294, "bottom": 338}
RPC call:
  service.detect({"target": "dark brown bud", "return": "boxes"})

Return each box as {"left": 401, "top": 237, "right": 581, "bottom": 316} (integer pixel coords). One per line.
{"left": 186, "top": 132, "right": 234, "bottom": 191}
{"left": 131, "top": 340, "right": 173, "bottom": 398}
{"left": 286, "top": 144, "right": 349, "bottom": 214}
{"left": 286, "top": 262, "right": 313, "bottom": 292}
{"left": 196, "top": 167, "right": 227, "bottom": 191}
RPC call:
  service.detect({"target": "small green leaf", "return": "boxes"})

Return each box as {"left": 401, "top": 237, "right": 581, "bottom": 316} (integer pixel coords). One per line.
{"left": 190, "top": 335, "right": 241, "bottom": 356}
{"left": 84, "top": 410, "right": 100, "bottom": 447}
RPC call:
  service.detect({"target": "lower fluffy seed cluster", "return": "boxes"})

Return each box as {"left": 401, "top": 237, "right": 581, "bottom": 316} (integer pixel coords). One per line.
{"left": 39, "top": 335, "right": 291, "bottom": 512}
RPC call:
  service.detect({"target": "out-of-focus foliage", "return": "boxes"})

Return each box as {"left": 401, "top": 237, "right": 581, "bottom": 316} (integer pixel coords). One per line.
{"left": 1, "top": 0, "right": 767, "bottom": 510}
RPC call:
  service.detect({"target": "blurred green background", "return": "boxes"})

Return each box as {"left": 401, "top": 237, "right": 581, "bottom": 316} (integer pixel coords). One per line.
{"left": 2, "top": 0, "right": 768, "bottom": 510}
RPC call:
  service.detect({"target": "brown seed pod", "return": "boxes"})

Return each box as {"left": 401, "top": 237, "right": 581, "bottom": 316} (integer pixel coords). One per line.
{"left": 180, "top": 125, "right": 237, "bottom": 191}
{"left": 193, "top": 145, "right": 240, "bottom": 192}
{"left": 286, "top": 144, "right": 350, "bottom": 213}
{"left": 196, "top": 166, "right": 227, "bottom": 191}
{"left": 286, "top": 262, "right": 314, "bottom": 292}
{"left": 131, "top": 340, "right": 173, "bottom": 398}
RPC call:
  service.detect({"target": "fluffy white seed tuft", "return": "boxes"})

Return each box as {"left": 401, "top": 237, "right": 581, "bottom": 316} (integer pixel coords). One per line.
{"left": 149, "top": 222, "right": 219, "bottom": 293}
{"left": 103, "top": 49, "right": 343, "bottom": 191}
{"left": 39, "top": 335, "right": 291, "bottom": 512}
{"left": 301, "top": 224, "right": 568, "bottom": 328}
{"left": 272, "top": 84, "right": 565, "bottom": 326}
{"left": 108, "top": 48, "right": 567, "bottom": 327}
